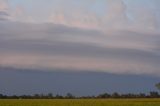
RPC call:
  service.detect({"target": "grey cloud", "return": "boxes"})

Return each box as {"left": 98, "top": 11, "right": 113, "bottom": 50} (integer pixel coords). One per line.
{"left": 0, "top": 37, "right": 159, "bottom": 63}
{"left": 0, "top": 0, "right": 10, "bottom": 21}
{"left": 0, "top": 11, "right": 9, "bottom": 21}
{"left": 0, "top": 22, "right": 160, "bottom": 75}
{"left": 0, "top": 17, "right": 7, "bottom": 21}
{"left": 0, "top": 22, "right": 102, "bottom": 39}
{"left": 0, "top": 11, "right": 9, "bottom": 16}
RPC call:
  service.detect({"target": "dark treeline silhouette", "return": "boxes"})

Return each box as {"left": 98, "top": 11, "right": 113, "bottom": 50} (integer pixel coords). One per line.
{"left": 0, "top": 92, "right": 160, "bottom": 99}
{"left": 0, "top": 83, "right": 160, "bottom": 99}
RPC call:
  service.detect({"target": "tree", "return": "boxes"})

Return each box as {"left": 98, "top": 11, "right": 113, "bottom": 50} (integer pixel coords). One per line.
{"left": 55, "top": 94, "right": 64, "bottom": 99}
{"left": 0, "top": 94, "right": 4, "bottom": 99}
{"left": 149, "top": 91, "right": 159, "bottom": 98}
{"left": 34, "top": 94, "right": 41, "bottom": 99}
{"left": 111, "top": 92, "right": 120, "bottom": 98}
{"left": 65, "top": 93, "right": 75, "bottom": 99}
{"left": 156, "top": 83, "right": 160, "bottom": 91}
{"left": 47, "top": 93, "right": 53, "bottom": 99}
{"left": 97, "top": 93, "right": 111, "bottom": 98}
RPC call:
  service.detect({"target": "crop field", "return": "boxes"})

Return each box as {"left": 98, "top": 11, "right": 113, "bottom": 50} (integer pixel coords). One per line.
{"left": 0, "top": 99, "right": 160, "bottom": 106}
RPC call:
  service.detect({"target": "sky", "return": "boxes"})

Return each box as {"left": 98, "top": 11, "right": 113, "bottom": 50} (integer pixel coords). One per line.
{"left": 0, "top": 0, "right": 160, "bottom": 75}
{"left": 0, "top": 69, "right": 159, "bottom": 96}
{"left": 0, "top": 0, "right": 160, "bottom": 95}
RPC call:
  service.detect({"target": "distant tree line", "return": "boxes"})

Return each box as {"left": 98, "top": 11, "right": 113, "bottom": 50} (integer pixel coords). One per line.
{"left": 0, "top": 92, "right": 160, "bottom": 99}
{"left": 0, "top": 83, "right": 160, "bottom": 99}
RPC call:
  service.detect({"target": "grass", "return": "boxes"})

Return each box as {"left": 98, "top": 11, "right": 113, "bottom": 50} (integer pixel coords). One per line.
{"left": 0, "top": 99, "right": 160, "bottom": 106}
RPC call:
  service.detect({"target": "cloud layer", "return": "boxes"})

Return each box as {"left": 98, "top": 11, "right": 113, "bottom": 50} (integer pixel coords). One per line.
{"left": 0, "top": 0, "right": 160, "bottom": 76}
{"left": 0, "top": 22, "right": 160, "bottom": 76}
{"left": 0, "top": 0, "right": 10, "bottom": 20}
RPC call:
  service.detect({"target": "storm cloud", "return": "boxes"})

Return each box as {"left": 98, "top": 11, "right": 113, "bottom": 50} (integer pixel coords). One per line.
{"left": 0, "top": 21, "right": 160, "bottom": 76}
{"left": 0, "top": 0, "right": 160, "bottom": 76}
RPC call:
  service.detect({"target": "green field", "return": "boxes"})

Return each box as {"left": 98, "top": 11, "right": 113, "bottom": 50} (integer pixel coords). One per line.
{"left": 0, "top": 99, "right": 160, "bottom": 106}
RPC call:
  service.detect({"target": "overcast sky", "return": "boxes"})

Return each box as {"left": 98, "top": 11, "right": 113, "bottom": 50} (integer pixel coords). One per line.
{"left": 0, "top": 0, "right": 160, "bottom": 76}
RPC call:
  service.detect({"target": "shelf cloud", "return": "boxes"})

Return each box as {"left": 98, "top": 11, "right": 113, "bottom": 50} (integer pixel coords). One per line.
{"left": 0, "top": 0, "right": 160, "bottom": 76}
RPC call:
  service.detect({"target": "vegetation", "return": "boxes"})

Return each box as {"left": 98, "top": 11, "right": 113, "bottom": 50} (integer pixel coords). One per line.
{"left": 0, "top": 83, "right": 160, "bottom": 105}
{"left": 156, "top": 83, "right": 160, "bottom": 91}
{"left": 0, "top": 99, "right": 160, "bottom": 106}
{"left": 0, "top": 91, "right": 160, "bottom": 99}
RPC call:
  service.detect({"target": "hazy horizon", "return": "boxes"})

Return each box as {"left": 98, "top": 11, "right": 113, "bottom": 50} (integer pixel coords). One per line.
{"left": 0, "top": 67, "right": 159, "bottom": 96}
